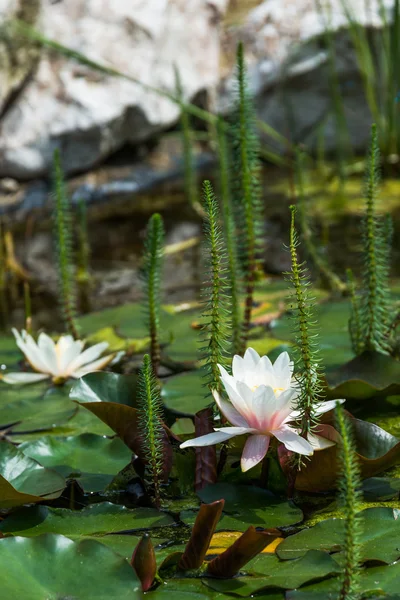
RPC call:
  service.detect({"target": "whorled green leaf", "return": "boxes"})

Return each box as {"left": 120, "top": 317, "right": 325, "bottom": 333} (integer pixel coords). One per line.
{"left": 0, "top": 441, "right": 65, "bottom": 508}
{"left": 20, "top": 433, "right": 132, "bottom": 492}
{"left": 282, "top": 418, "right": 400, "bottom": 492}
{"left": 203, "top": 550, "right": 340, "bottom": 596}
{"left": 277, "top": 507, "right": 400, "bottom": 564}
{"left": 0, "top": 502, "right": 174, "bottom": 538}
{"left": 181, "top": 483, "right": 303, "bottom": 531}
{"left": 161, "top": 371, "right": 211, "bottom": 416}
{"left": 0, "top": 534, "right": 141, "bottom": 599}
{"left": 325, "top": 351, "right": 400, "bottom": 400}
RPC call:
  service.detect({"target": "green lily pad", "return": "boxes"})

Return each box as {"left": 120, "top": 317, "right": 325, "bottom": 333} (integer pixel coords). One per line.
{"left": 181, "top": 483, "right": 303, "bottom": 531}
{"left": 20, "top": 434, "right": 132, "bottom": 492}
{"left": 362, "top": 477, "right": 400, "bottom": 501}
{"left": 151, "top": 577, "right": 229, "bottom": 599}
{"left": 70, "top": 372, "right": 138, "bottom": 407}
{"left": 161, "top": 371, "right": 210, "bottom": 416}
{"left": 0, "top": 383, "right": 77, "bottom": 433}
{"left": 203, "top": 550, "right": 340, "bottom": 596}
{"left": 277, "top": 507, "right": 400, "bottom": 564}
{"left": 0, "top": 502, "right": 174, "bottom": 538}
{"left": 326, "top": 351, "right": 400, "bottom": 400}
{"left": 0, "top": 441, "right": 65, "bottom": 508}
{"left": 0, "top": 534, "right": 140, "bottom": 599}
{"left": 0, "top": 334, "right": 24, "bottom": 368}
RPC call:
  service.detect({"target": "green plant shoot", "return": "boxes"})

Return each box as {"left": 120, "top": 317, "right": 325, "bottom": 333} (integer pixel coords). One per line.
{"left": 76, "top": 197, "right": 91, "bottom": 314}
{"left": 140, "top": 213, "right": 164, "bottom": 375}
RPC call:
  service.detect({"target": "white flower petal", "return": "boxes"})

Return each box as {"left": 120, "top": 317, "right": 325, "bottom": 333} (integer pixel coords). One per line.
{"left": 273, "top": 351, "right": 294, "bottom": 389}
{"left": 180, "top": 429, "right": 242, "bottom": 448}
{"left": 241, "top": 434, "right": 270, "bottom": 472}
{"left": 219, "top": 367, "right": 253, "bottom": 419}
{"left": 212, "top": 390, "right": 249, "bottom": 427}
{"left": 307, "top": 433, "right": 336, "bottom": 451}
{"left": 2, "top": 372, "right": 49, "bottom": 385}
{"left": 271, "top": 426, "right": 314, "bottom": 456}
{"left": 314, "top": 399, "right": 345, "bottom": 415}
{"left": 12, "top": 329, "right": 50, "bottom": 374}
{"left": 243, "top": 347, "right": 260, "bottom": 369}
{"left": 232, "top": 355, "right": 246, "bottom": 381}
{"left": 214, "top": 426, "right": 256, "bottom": 435}
{"left": 37, "top": 333, "right": 59, "bottom": 375}
{"left": 249, "top": 385, "right": 278, "bottom": 429}
{"left": 57, "top": 337, "right": 84, "bottom": 373}
{"left": 71, "top": 353, "right": 115, "bottom": 378}
{"left": 66, "top": 342, "right": 110, "bottom": 375}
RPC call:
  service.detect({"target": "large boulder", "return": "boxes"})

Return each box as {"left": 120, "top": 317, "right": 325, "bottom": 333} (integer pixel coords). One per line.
{"left": 0, "top": 0, "right": 229, "bottom": 179}
{"left": 219, "top": 0, "right": 395, "bottom": 154}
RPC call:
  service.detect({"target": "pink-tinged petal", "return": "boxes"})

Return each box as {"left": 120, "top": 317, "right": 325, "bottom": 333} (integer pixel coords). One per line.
{"left": 274, "top": 388, "right": 299, "bottom": 423}
{"left": 241, "top": 434, "right": 270, "bottom": 472}
{"left": 219, "top": 369, "right": 253, "bottom": 420}
{"left": 307, "top": 433, "right": 336, "bottom": 451}
{"left": 2, "top": 372, "right": 49, "bottom": 385}
{"left": 212, "top": 390, "right": 249, "bottom": 427}
{"left": 66, "top": 342, "right": 109, "bottom": 375}
{"left": 271, "top": 426, "right": 314, "bottom": 456}
{"left": 250, "top": 385, "right": 278, "bottom": 429}
{"left": 71, "top": 353, "right": 115, "bottom": 378}
{"left": 12, "top": 329, "right": 49, "bottom": 374}
{"left": 180, "top": 429, "right": 242, "bottom": 449}
{"left": 243, "top": 347, "right": 260, "bottom": 369}
{"left": 314, "top": 399, "right": 345, "bottom": 415}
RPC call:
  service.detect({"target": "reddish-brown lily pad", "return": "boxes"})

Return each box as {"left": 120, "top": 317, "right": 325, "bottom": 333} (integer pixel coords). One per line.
{"left": 279, "top": 417, "right": 400, "bottom": 492}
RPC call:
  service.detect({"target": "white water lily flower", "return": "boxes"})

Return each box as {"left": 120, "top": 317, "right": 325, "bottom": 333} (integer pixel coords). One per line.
{"left": 2, "top": 329, "right": 117, "bottom": 385}
{"left": 180, "top": 348, "right": 345, "bottom": 472}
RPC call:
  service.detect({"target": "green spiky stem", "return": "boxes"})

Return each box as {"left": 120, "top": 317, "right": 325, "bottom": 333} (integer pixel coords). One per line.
{"left": 141, "top": 214, "right": 164, "bottom": 376}
{"left": 53, "top": 149, "right": 80, "bottom": 339}
{"left": 347, "top": 269, "right": 363, "bottom": 355}
{"left": 335, "top": 403, "right": 361, "bottom": 600}
{"left": 0, "top": 220, "right": 8, "bottom": 331}
{"left": 76, "top": 197, "right": 91, "bottom": 314}
{"left": 217, "top": 121, "right": 242, "bottom": 355}
{"left": 138, "top": 354, "right": 164, "bottom": 509}
{"left": 200, "top": 180, "right": 231, "bottom": 398}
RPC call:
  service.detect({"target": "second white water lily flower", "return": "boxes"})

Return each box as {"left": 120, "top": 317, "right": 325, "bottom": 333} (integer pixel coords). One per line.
{"left": 180, "top": 348, "right": 345, "bottom": 472}
{"left": 2, "top": 329, "right": 117, "bottom": 385}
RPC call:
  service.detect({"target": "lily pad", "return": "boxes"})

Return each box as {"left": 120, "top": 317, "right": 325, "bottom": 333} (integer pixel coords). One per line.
{"left": 0, "top": 502, "right": 174, "bottom": 538}
{"left": 0, "top": 534, "right": 140, "bottom": 599}
{"left": 181, "top": 483, "right": 303, "bottom": 531}
{"left": 0, "top": 441, "right": 65, "bottom": 508}
{"left": 203, "top": 550, "right": 340, "bottom": 596}
{"left": 70, "top": 372, "right": 138, "bottom": 407}
{"left": 277, "top": 507, "right": 400, "bottom": 564}
{"left": 20, "top": 434, "right": 132, "bottom": 492}
{"left": 161, "top": 371, "right": 211, "bottom": 416}
{"left": 326, "top": 351, "right": 400, "bottom": 400}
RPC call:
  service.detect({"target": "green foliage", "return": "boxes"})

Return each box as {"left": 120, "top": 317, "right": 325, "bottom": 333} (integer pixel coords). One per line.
{"left": 24, "top": 282, "right": 32, "bottom": 335}
{"left": 174, "top": 66, "right": 200, "bottom": 214}
{"left": 231, "top": 42, "right": 263, "bottom": 350}
{"left": 346, "top": 269, "right": 362, "bottom": 356}
{"left": 287, "top": 206, "right": 323, "bottom": 451}
{"left": 76, "top": 197, "right": 91, "bottom": 314}
{"left": 295, "top": 149, "right": 345, "bottom": 294}
{"left": 355, "top": 125, "right": 392, "bottom": 354}
{"left": 335, "top": 402, "right": 362, "bottom": 600}
{"left": 199, "top": 180, "right": 231, "bottom": 396}
{"left": 0, "top": 219, "right": 8, "bottom": 331}
{"left": 140, "top": 213, "right": 164, "bottom": 375}
{"left": 52, "top": 149, "right": 80, "bottom": 339}
{"left": 217, "top": 120, "right": 242, "bottom": 355}
{"left": 137, "top": 354, "right": 164, "bottom": 509}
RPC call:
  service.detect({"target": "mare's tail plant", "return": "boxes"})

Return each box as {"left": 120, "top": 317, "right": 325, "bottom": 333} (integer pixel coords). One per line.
{"left": 347, "top": 268, "right": 363, "bottom": 356}
{"left": 217, "top": 120, "right": 242, "bottom": 355}
{"left": 287, "top": 205, "right": 323, "bottom": 466}
{"left": 137, "top": 354, "right": 164, "bottom": 509}
{"left": 231, "top": 42, "right": 264, "bottom": 352}
{"left": 350, "top": 125, "right": 392, "bottom": 354}
{"left": 140, "top": 213, "right": 164, "bottom": 376}
{"left": 199, "top": 180, "right": 231, "bottom": 397}
{"left": 335, "top": 401, "right": 362, "bottom": 600}
{"left": 0, "top": 220, "right": 8, "bottom": 331}
{"left": 76, "top": 197, "right": 91, "bottom": 314}
{"left": 295, "top": 149, "right": 346, "bottom": 294}
{"left": 174, "top": 65, "right": 201, "bottom": 215}
{"left": 53, "top": 149, "right": 80, "bottom": 339}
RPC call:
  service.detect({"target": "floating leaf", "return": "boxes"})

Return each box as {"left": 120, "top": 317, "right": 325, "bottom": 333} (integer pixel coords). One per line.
{"left": 0, "top": 534, "right": 140, "bottom": 599}
{"left": 70, "top": 372, "right": 137, "bottom": 407}
{"left": 0, "top": 502, "right": 174, "bottom": 538}
{"left": 0, "top": 441, "right": 65, "bottom": 508}
{"left": 281, "top": 418, "right": 400, "bottom": 492}
{"left": 325, "top": 351, "right": 400, "bottom": 400}
{"left": 277, "top": 507, "right": 400, "bottom": 564}
{"left": 181, "top": 483, "right": 303, "bottom": 531}
{"left": 20, "top": 434, "right": 132, "bottom": 492}
{"left": 203, "top": 550, "right": 340, "bottom": 595}
{"left": 161, "top": 371, "right": 209, "bottom": 416}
